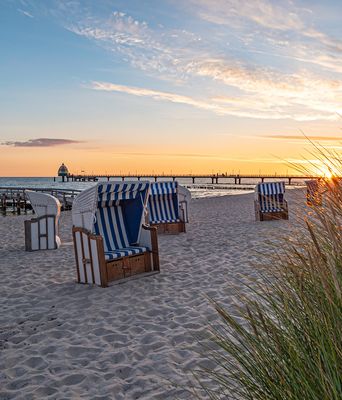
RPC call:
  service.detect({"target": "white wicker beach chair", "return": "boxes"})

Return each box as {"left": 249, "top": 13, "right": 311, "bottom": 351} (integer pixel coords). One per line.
{"left": 25, "top": 191, "right": 61, "bottom": 251}
{"left": 254, "top": 181, "right": 288, "bottom": 221}
{"left": 72, "top": 181, "right": 159, "bottom": 287}
{"left": 147, "top": 181, "right": 191, "bottom": 234}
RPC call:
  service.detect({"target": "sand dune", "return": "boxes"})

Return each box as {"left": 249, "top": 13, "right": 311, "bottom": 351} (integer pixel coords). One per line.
{"left": 0, "top": 190, "right": 306, "bottom": 399}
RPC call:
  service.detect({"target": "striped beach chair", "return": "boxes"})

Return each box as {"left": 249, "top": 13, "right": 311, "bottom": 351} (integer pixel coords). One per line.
{"left": 148, "top": 181, "right": 191, "bottom": 234}
{"left": 24, "top": 191, "right": 61, "bottom": 251}
{"left": 254, "top": 181, "right": 288, "bottom": 221}
{"left": 72, "top": 181, "right": 159, "bottom": 287}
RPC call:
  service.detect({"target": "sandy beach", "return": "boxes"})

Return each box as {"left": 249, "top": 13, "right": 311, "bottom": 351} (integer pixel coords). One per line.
{"left": 0, "top": 189, "right": 306, "bottom": 399}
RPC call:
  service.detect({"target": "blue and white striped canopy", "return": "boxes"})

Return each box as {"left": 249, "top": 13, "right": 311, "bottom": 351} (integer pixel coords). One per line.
{"left": 256, "top": 181, "right": 286, "bottom": 212}
{"left": 92, "top": 181, "right": 150, "bottom": 255}
{"left": 148, "top": 181, "right": 179, "bottom": 224}
{"left": 256, "top": 181, "right": 285, "bottom": 195}
{"left": 97, "top": 182, "right": 149, "bottom": 207}
{"left": 151, "top": 181, "right": 178, "bottom": 196}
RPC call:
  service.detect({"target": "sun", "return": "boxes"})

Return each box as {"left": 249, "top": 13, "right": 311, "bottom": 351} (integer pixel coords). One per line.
{"left": 320, "top": 167, "right": 333, "bottom": 179}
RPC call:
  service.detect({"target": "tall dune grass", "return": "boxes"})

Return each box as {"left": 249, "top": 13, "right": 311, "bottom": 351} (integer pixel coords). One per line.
{"left": 197, "top": 163, "right": 342, "bottom": 399}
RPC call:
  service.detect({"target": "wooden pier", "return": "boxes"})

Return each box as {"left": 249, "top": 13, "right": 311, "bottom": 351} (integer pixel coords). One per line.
{"left": 56, "top": 173, "right": 324, "bottom": 186}
{"left": 0, "top": 187, "right": 81, "bottom": 215}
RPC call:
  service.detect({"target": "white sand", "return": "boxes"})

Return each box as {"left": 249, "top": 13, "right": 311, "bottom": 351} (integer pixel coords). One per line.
{"left": 0, "top": 189, "right": 306, "bottom": 399}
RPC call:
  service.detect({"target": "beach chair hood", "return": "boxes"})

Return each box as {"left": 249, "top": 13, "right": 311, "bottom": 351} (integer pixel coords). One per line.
{"left": 26, "top": 190, "right": 61, "bottom": 218}
{"left": 72, "top": 181, "right": 150, "bottom": 244}
{"left": 149, "top": 181, "right": 180, "bottom": 223}
{"left": 256, "top": 181, "right": 285, "bottom": 197}
{"left": 255, "top": 181, "right": 286, "bottom": 213}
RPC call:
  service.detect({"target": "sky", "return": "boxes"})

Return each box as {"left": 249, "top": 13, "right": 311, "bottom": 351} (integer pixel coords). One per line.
{"left": 1, "top": 0, "right": 342, "bottom": 176}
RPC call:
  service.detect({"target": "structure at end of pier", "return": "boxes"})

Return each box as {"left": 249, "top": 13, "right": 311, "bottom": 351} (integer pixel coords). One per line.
{"left": 57, "top": 163, "right": 69, "bottom": 182}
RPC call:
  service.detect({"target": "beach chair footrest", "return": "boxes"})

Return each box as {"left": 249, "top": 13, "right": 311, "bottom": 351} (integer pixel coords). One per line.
{"left": 106, "top": 252, "right": 152, "bottom": 281}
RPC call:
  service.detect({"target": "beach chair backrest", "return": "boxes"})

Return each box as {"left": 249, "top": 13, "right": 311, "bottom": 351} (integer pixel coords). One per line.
{"left": 92, "top": 182, "right": 149, "bottom": 252}
{"left": 256, "top": 181, "right": 285, "bottom": 211}
{"left": 94, "top": 204, "right": 130, "bottom": 252}
{"left": 148, "top": 181, "right": 179, "bottom": 223}
{"left": 26, "top": 190, "right": 61, "bottom": 218}
{"left": 25, "top": 191, "right": 61, "bottom": 251}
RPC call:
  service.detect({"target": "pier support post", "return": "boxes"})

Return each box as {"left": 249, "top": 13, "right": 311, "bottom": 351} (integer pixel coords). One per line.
{"left": 154, "top": 176, "right": 157, "bottom": 182}
{"left": 192, "top": 177, "right": 195, "bottom": 184}
{"left": 261, "top": 177, "right": 264, "bottom": 183}
{"left": 288, "top": 177, "right": 292, "bottom": 185}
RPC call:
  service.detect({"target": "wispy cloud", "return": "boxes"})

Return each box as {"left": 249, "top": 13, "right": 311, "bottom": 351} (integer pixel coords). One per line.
{"left": 20, "top": 1, "right": 342, "bottom": 121}
{"left": 17, "top": 8, "right": 34, "bottom": 18}
{"left": 68, "top": 8, "right": 342, "bottom": 121}
{"left": 2, "top": 138, "right": 82, "bottom": 147}
{"left": 188, "top": 0, "right": 342, "bottom": 74}
{"left": 91, "top": 80, "right": 341, "bottom": 121}
{"left": 190, "top": 0, "right": 305, "bottom": 32}
{"left": 261, "top": 135, "right": 342, "bottom": 141}
{"left": 90, "top": 81, "right": 226, "bottom": 114}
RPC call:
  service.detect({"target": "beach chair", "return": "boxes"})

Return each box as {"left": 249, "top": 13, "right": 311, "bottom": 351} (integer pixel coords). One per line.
{"left": 306, "top": 179, "right": 323, "bottom": 206}
{"left": 147, "top": 181, "right": 191, "bottom": 234}
{"left": 72, "top": 181, "right": 159, "bottom": 287}
{"left": 254, "top": 181, "right": 288, "bottom": 221}
{"left": 24, "top": 191, "right": 61, "bottom": 251}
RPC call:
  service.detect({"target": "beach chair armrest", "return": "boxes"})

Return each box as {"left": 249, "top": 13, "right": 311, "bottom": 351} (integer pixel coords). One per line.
{"left": 72, "top": 226, "right": 107, "bottom": 286}
{"left": 141, "top": 224, "right": 159, "bottom": 270}
{"left": 179, "top": 200, "right": 188, "bottom": 222}
{"left": 141, "top": 224, "right": 157, "bottom": 248}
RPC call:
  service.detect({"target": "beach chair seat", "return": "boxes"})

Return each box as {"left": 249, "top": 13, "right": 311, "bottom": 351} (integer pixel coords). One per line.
{"left": 255, "top": 181, "right": 288, "bottom": 221}
{"left": 72, "top": 181, "right": 159, "bottom": 287}
{"left": 148, "top": 181, "right": 191, "bottom": 234}
{"left": 24, "top": 191, "right": 61, "bottom": 251}
{"left": 104, "top": 246, "right": 148, "bottom": 260}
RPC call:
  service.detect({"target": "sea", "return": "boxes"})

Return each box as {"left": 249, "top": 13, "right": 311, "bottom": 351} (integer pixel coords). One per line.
{"left": 0, "top": 177, "right": 305, "bottom": 199}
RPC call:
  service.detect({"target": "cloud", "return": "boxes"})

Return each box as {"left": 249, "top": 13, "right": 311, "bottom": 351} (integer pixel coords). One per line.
{"left": 191, "top": 0, "right": 304, "bottom": 32}
{"left": 261, "top": 135, "right": 342, "bottom": 141}
{"left": 70, "top": 9, "right": 342, "bottom": 121}
{"left": 90, "top": 81, "right": 226, "bottom": 114}
{"left": 91, "top": 80, "right": 341, "bottom": 121}
{"left": 2, "top": 138, "right": 82, "bottom": 147}
{"left": 187, "top": 0, "right": 342, "bottom": 74}
{"left": 21, "top": 2, "right": 342, "bottom": 121}
{"left": 17, "top": 8, "right": 34, "bottom": 18}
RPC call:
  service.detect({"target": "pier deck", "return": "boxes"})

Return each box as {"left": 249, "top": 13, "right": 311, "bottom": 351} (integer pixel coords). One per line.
{"left": 57, "top": 173, "right": 323, "bottom": 185}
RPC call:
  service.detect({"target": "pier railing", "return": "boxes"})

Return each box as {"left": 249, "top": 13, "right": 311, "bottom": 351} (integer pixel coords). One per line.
{"left": 58, "top": 173, "right": 323, "bottom": 185}
{"left": 0, "top": 187, "right": 81, "bottom": 215}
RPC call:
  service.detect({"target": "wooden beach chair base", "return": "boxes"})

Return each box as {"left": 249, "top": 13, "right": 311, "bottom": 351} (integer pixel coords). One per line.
{"left": 72, "top": 225, "right": 159, "bottom": 287}
{"left": 152, "top": 221, "right": 186, "bottom": 234}
{"left": 25, "top": 214, "right": 60, "bottom": 251}
{"left": 254, "top": 201, "right": 289, "bottom": 221}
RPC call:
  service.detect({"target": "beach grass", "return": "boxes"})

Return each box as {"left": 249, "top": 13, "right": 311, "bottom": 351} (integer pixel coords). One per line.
{"left": 196, "top": 176, "right": 342, "bottom": 399}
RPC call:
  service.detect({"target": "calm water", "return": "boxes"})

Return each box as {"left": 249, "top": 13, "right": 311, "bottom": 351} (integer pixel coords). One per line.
{"left": 0, "top": 177, "right": 305, "bottom": 199}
